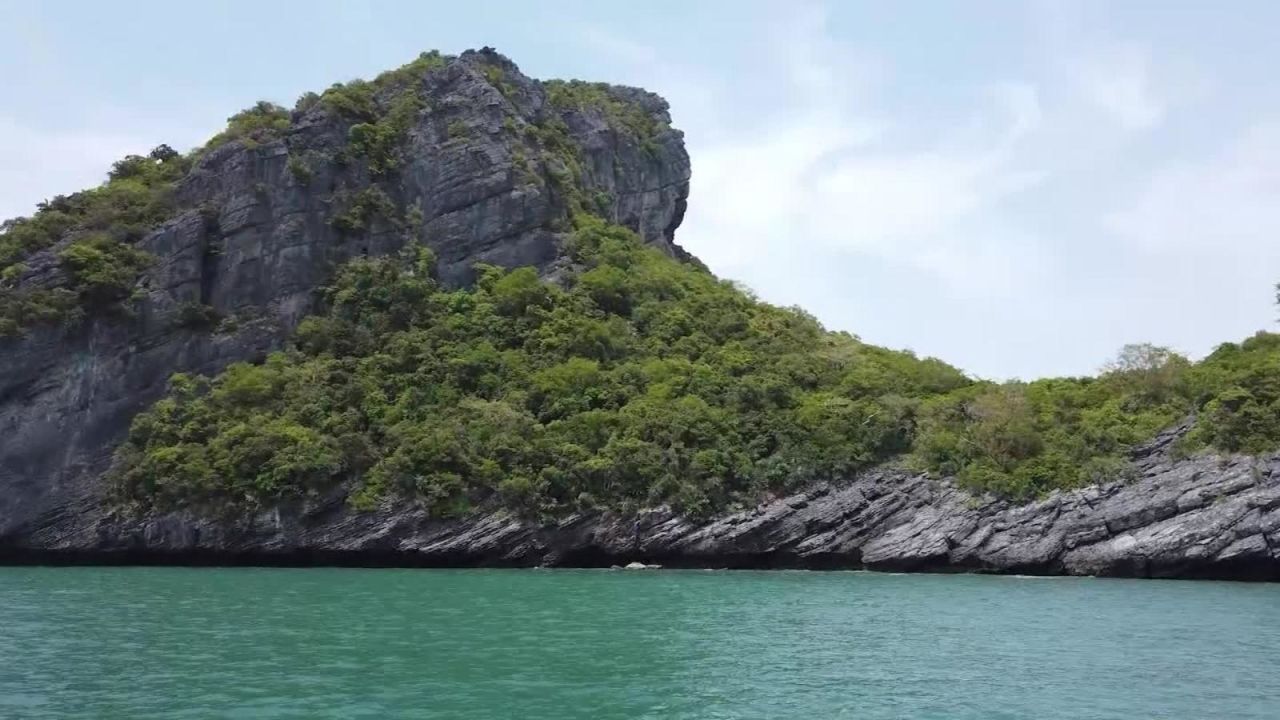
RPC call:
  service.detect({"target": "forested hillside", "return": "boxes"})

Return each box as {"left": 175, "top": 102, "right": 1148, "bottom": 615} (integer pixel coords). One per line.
{"left": 112, "top": 216, "right": 1280, "bottom": 516}
{"left": 2, "top": 50, "right": 1277, "bottom": 525}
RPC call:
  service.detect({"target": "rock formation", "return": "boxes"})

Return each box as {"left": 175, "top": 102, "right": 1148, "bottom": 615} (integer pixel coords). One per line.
{"left": 7, "top": 421, "right": 1277, "bottom": 581}
{"left": 1, "top": 50, "right": 1276, "bottom": 580}
{"left": 0, "top": 48, "right": 688, "bottom": 547}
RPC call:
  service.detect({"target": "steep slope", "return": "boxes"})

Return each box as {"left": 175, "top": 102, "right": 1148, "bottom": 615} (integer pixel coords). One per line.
{"left": 0, "top": 49, "right": 689, "bottom": 543}
{"left": 0, "top": 49, "right": 1277, "bottom": 580}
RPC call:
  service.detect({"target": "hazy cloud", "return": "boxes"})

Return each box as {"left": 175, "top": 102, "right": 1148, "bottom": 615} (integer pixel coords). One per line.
{"left": 1070, "top": 44, "right": 1165, "bottom": 130}
{"left": 1107, "top": 122, "right": 1280, "bottom": 255}
{"left": 582, "top": 7, "right": 1049, "bottom": 299}
{"left": 0, "top": 117, "right": 149, "bottom": 221}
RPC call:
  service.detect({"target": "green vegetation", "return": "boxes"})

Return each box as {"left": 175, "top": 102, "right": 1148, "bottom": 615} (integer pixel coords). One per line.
{"left": 481, "top": 63, "right": 517, "bottom": 98}
{"left": 57, "top": 233, "right": 153, "bottom": 305}
{"left": 1181, "top": 332, "right": 1280, "bottom": 454}
{"left": 525, "top": 116, "right": 586, "bottom": 217}
{"left": 1, "top": 147, "right": 186, "bottom": 273}
{"left": 321, "top": 51, "right": 446, "bottom": 123}
{"left": 446, "top": 120, "right": 470, "bottom": 140}
{"left": 115, "top": 210, "right": 1280, "bottom": 513}
{"left": 201, "top": 101, "right": 290, "bottom": 152}
{"left": 286, "top": 154, "right": 313, "bottom": 185}
{"left": 373, "top": 50, "right": 448, "bottom": 91}
{"left": 113, "top": 218, "right": 971, "bottom": 514}
{"left": 330, "top": 188, "right": 399, "bottom": 235}
{"left": 347, "top": 92, "right": 424, "bottom": 176}
{"left": 0, "top": 233, "right": 154, "bottom": 335}
{"left": 318, "top": 52, "right": 450, "bottom": 175}
{"left": 0, "top": 146, "right": 187, "bottom": 335}
{"left": 543, "top": 80, "right": 667, "bottom": 146}
{"left": 320, "top": 80, "right": 379, "bottom": 122}
{"left": 0, "top": 50, "right": 456, "bottom": 338}
{"left": 174, "top": 302, "right": 222, "bottom": 330}
{"left": 909, "top": 337, "right": 1280, "bottom": 497}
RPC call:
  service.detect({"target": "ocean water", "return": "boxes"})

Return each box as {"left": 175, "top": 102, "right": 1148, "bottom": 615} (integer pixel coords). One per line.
{"left": 0, "top": 567, "right": 1276, "bottom": 719}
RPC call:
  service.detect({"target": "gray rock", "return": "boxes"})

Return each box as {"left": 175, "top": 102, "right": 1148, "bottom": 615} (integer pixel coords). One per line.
{"left": 0, "top": 49, "right": 689, "bottom": 549}
{"left": 3, "top": 446, "right": 1276, "bottom": 582}
{"left": 1, "top": 50, "right": 1277, "bottom": 582}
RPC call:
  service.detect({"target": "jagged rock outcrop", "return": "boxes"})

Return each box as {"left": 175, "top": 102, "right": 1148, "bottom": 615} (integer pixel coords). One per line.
{"left": 1, "top": 50, "right": 1277, "bottom": 581}
{"left": 0, "top": 49, "right": 689, "bottom": 544}
{"left": 7, "top": 431, "right": 1278, "bottom": 581}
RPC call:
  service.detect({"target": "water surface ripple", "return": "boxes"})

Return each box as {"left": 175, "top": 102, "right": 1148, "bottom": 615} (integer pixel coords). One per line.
{"left": 1, "top": 568, "right": 1276, "bottom": 719}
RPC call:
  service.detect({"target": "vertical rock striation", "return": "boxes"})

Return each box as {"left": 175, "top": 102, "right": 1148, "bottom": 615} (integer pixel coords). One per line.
{"left": 0, "top": 49, "right": 690, "bottom": 546}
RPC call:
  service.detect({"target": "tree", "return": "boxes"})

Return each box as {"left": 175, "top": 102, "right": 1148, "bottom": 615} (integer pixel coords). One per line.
{"left": 149, "top": 144, "right": 180, "bottom": 162}
{"left": 966, "top": 385, "right": 1042, "bottom": 471}
{"left": 1100, "top": 343, "right": 1189, "bottom": 405}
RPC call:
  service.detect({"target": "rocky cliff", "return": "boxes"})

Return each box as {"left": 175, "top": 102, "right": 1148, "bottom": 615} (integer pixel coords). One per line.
{"left": 0, "top": 49, "right": 689, "bottom": 545}
{"left": 1, "top": 50, "right": 1277, "bottom": 581}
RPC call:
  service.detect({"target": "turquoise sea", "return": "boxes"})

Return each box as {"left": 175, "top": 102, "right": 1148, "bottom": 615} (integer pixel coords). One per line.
{"left": 1, "top": 567, "right": 1276, "bottom": 719}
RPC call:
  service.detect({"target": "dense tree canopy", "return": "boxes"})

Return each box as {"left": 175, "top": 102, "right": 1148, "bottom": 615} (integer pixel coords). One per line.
{"left": 114, "top": 216, "right": 1280, "bottom": 515}
{"left": 113, "top": 219, "right": 972, "bottom": 515}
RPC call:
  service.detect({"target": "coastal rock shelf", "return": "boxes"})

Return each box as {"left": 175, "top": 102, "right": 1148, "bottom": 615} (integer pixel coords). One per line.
{"left": 9, "top": 443, "right": 1279, "bottom": 581}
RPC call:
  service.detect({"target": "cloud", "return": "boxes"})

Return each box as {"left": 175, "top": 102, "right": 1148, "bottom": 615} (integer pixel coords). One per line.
{"left": 0, "top": 118, "right": 141, "bottom": 221}
{"left": 1106, "top": 122, "right": 1280, "bottom": 254}
{"left": 769, "top": 3, "right": 883, "bottom": 105}
{"left": 0, "top": 114, "right": 209, "bottom": 222}
{"left": 1069, "top": 43, "right": 1164, "bottom": 130}
{"left": 579, "top": 7, "right": 1049, "bottom": 299}
{"left": 678, "top": 115, "right": 877, "bottom": 275}
{"left": 1089, "top": 121, "right": 1280, "bottom": 367}
{"left": 565, "top": 4, "right": 1280, "bottom": 379}
{"left": 703, "top": 72, "right": 1045, "bottom": 296}
{"left": 575, "top": 24, "right": 660, "bottom": 68}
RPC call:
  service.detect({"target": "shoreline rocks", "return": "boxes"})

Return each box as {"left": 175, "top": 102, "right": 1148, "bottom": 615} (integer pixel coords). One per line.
{"left": 2, "top": 450, "right": 1276, "bottom": 582}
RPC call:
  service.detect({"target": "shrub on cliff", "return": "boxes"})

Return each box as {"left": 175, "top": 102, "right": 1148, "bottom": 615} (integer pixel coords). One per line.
{"left": 114, "top": 213, "right": 1280, "bottom": 512}
{"left": 0, "top": 146, "right": 185, "bottom": 334}
{"left": 113, "top": 219, "right": 971, "bottom": 515}
{"left": 909, "top": 336, "right": 1280, "bottom": 498}
{"left": 201, "top": 101, "right": 290, "bottom": 152}
{"left": 1181, "top": 332, "right": 1280, "bottom": 454}
{"left": 0, "top": 50, "right": 457, "bottom": 338}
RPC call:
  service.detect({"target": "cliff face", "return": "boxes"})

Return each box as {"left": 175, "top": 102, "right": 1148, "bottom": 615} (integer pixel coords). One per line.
{"left": 1, "top": 50, "right": 1277, "bottom": 581}
{"left": 0, "top": 49, "right": 689, "bottom": 543}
